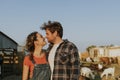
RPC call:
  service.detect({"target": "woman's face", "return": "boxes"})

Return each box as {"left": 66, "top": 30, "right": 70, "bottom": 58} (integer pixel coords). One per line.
{"left": 35, "top": 33, "right": 46, "bottom": 46}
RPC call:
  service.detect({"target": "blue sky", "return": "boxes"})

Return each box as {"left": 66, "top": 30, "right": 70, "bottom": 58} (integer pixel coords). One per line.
{"left": 0, "top": 0, "right": 120, "bottom": 52}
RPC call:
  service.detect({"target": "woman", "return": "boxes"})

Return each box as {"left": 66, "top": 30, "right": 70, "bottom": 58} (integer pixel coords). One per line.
{"left": 22, "top": 31, "right": 51, "bottom": 80}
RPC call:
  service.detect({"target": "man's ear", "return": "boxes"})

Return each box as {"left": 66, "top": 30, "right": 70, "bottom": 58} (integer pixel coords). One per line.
{"left": 54, "top": 31, "right": 58, "bottom": 36}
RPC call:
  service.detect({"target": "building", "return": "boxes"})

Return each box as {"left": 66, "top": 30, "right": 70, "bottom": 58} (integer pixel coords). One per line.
{"left": 0, "top": 31, "right": 19, "bottom": 77}
{"left": 89, "top": 46, "right": 120, "bottom": 58}
{"left": 0, "top": 31, "right": 18, "bottom": 50}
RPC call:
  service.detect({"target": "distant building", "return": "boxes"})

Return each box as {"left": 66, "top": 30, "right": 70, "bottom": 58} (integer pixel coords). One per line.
{"left": 108, "top": 46, "right": 120, "bottom": 57}
{"left": 89, "top": 46, "right": 120, "bottom": 58}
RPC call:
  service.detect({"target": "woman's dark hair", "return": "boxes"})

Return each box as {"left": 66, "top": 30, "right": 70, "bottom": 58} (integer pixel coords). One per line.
{"left": 40, "top": 20, "right": 63, "bottom": 38}
{"left": 25, "top": 31, "right": 38, "bottom": 61}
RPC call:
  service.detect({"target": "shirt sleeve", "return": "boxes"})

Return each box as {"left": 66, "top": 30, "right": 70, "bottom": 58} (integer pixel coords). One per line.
{"left": 70, "top": 45, "right": 80, "bottom": 80}
{"left": 23, "top": 56, "right": 30, "bottom": 66}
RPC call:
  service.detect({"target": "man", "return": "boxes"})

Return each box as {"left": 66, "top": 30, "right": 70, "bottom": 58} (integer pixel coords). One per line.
{"left": 41, "top": 21, "right": 80, "bottom": 80}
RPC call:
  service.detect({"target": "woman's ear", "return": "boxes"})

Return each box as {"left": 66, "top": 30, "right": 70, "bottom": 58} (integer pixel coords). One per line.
{"left": 34, "top": 41, "right": 38, "bottom": 46}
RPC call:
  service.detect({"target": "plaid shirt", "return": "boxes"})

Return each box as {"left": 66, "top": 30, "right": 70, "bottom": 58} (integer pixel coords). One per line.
{"left": 47, "top": 39, "right": 80, "bottom": 80}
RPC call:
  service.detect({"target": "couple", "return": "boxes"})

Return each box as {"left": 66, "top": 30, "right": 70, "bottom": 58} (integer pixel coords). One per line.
{"left": 22, "top": 21, "right": 80, "bottom": 80}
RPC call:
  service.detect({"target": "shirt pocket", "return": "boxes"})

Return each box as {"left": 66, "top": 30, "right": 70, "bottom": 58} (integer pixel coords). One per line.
{"left": 59, "top": 52, "right": 69, "bottom": 64}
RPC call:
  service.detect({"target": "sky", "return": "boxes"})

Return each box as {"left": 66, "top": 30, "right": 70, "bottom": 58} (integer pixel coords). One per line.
{"left": 0, "top": 0, "right": 120, "bottom": 52}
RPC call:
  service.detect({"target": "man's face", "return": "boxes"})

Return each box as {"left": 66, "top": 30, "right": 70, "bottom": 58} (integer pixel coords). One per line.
{"left": 45, "top": 29, "right": 57, "bottom": 43}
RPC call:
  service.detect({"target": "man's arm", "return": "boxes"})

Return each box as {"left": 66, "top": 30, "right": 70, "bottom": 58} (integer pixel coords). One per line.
{"left": 70, "top": 45, "right": 80, "bottom": 80}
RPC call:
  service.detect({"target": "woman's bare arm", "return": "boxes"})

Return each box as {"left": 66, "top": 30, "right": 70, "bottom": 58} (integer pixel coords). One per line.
{"left": 22, "top": 65, "right": 29, "bottom": 80}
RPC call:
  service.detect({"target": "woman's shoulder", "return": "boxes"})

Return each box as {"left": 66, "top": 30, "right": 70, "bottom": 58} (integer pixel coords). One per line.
{"left": 23, "top": 54, "right": 33, "bottom": 66}
{"left": 24, "top": 54, "right": 30, "bottom": 61}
